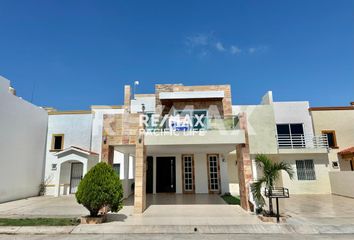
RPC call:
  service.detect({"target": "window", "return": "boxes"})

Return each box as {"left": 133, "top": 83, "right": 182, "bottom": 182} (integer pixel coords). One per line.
{"left": 322, "top": 130, "right": 338, "bottom": 148}
{"left": 207, "top": 154, "right": 220, "bottom": 192}
{"left": 276, "top": 124, "right": 305, "bottom": 148}
{"left": 51, "top": 164, "right": 57, "bottom": 170}
{"left": 182, "top": 155, "right": 194, "bottom": 192}
{"left": 296, "top": 160, "right": 316, "bottom": 180}
{"left": 113, "top": 164, "right": 120, "bottom": 177}
{"left": 51, "top": 134, "right": 64, "bottom": 151}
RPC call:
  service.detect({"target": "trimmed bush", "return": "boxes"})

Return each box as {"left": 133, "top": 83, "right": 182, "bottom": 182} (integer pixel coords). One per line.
{"left": 75, "top": 162, "right": 123, "bottom": 217}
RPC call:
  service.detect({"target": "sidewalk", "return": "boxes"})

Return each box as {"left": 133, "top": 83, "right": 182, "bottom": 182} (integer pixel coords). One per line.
{"left": 1, "top": 224, "right": 354, "bottom": 235}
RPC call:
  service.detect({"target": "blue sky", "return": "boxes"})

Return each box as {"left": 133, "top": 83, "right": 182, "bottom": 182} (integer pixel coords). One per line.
{"left": 0, "top": 0, "right": 353, "bottom": 110}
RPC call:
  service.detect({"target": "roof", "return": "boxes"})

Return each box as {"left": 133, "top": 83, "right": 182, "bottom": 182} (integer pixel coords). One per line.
{"left": 54, "top": 146, "right": 99, "bottom": 156}
{"left": 338, "top": 147, "right": 354, "bottom": 156}
{"left": 48, "top": 110, "right": 92, "bottom": 115}
{"left": 309, "top": 103, "right": 354, "bottom": 111}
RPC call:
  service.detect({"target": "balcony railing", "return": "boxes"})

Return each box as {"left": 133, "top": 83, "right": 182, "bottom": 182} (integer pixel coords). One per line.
{"left": 146, "top": 115, "right": 240, "bottom": 132}
{"left": 276, "top": 134, "right": 328, "bottom": 149}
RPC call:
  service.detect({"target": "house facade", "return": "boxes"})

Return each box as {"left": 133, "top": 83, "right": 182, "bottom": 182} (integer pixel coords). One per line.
{"left": 43, "top": 83, "right": 339, "bottom": 213}
{"left": 309, "top": 103, "right": 354, "bottom": 198}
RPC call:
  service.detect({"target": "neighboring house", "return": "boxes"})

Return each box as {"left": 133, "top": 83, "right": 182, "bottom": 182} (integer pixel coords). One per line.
{"left": 310, "top": 103, "right": 354, "bottom": 198}
{"left": 43, "top": 83, "right": 352, "bottom": 214}
{"left": 271, "top": 101, "right": 331, "bottom": 194}
{"left": 0, "top": 76, "right": 48, "bottom": 203}
{"left": 43, "top": 106, "right": 135, "bottom": 198}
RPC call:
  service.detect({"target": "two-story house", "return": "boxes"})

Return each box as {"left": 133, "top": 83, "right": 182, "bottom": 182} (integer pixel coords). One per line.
{"left": 44, "top": 83, "right": 330, "bottom": 213}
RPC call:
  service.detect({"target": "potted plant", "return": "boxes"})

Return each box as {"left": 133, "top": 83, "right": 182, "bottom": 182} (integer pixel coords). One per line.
{"left": 251, "top": 154, "right": 293, "bottom": 218}
{"left": 75, "top": 162, "right": 123, "bottom": 224}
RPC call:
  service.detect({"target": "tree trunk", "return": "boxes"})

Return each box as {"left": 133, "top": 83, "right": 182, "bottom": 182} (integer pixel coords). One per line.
{"left": 268, "top": 197, "right": 273, "bottom": 215}
{"left": 90, "top": 209, "right": 99, "bottom": 217}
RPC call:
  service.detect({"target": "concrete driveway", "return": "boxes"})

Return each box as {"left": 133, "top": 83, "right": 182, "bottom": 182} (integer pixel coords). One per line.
{"left": 0, "top": 194, "right": 261, "bottom": 226}
{"left": 279, "top": 194, "right": 354, "bottom": 225}
{"left": 0, "top": 195, "right": 88, "bottom": 218}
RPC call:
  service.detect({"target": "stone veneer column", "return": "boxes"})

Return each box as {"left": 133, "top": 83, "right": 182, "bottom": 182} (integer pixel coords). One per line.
{"left": 134, "top": 131, "right": 146, "bottom": 214}
{"left": 237, "top": 112, "right": 252, "bottom": 211}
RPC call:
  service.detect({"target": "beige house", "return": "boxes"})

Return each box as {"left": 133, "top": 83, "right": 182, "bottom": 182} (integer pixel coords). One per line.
{"left": 310, "top": 102, "right": 354, "bottom": 198}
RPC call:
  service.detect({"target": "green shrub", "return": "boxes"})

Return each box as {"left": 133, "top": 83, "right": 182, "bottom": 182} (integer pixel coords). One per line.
{"left": 75, "top": 162, "right": 123, "bottom": 217}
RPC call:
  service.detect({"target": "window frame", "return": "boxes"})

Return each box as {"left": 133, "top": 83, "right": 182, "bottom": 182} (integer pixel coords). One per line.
{"left": 207, "top": 154, "right": 221, "bottom": 193}
{"left": 321, "top": 130, "right": 338, "bottom": 149}
{"left": 296, "top": 159, "right": 316, "bottom": 181}
{"left": 113, "top": 163, "right": 121, "bottom": 177}
{"left": 51, "top": 134, "right": 64, "bottom": 151}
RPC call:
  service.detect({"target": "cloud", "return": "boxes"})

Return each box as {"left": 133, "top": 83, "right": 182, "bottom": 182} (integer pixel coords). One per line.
{"left": 185, "top": 34, "right": 209, "bottom": 47}
{"left": 248, "top": 47, "right": 256, "bottom": 54}
{"left": 248, "top": 46, "right": 268, "bottom": 54}
{"left": 215, "top": 42, "right": 226, "bottom": 52}
{"left": 230, "top": 45, "right": 241, "bottom": 55}
{"left": 185, "top": 32, "right": 268, "bottom": 58}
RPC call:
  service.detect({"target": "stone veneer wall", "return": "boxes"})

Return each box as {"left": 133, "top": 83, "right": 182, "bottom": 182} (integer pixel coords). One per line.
{"left": 236, "top": 112, "right": 252, "bottom": 211}
{"left": 155, "top": 84, "right": 232, "bottom": 117}
{"left": 101, "top": 112, "right": 141, "bottom": 163}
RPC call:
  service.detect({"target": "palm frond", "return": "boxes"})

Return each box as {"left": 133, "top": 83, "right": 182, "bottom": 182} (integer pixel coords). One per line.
{"left": 255, "top": 154, "right": 272, "bottom": 170}
{"left": 251, "top": 176, "right": 266, "bottom": 207}
{"left": 273, "top": 162, "right": 294, "bottom": 180}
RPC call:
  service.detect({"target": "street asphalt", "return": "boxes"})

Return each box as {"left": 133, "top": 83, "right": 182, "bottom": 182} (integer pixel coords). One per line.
{"left": 0, "top": 233, "right": 354, "bottom": 240}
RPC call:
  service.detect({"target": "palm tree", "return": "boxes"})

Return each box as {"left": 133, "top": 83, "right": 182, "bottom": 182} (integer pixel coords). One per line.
{"left": 251, "top": 154, "right": 294, "bottom": 215}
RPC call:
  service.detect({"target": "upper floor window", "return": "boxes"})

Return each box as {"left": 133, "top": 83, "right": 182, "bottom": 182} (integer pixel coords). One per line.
{"left": 276, "top": 124, "right": 304, "bottom": 148}
{"left": 51, "top": 134, "right": 64, "bottom": 151}
{"left": 276, "top": 123, "right": 304, "bottom": 136}
{"left": 322, "top": 130, "right": 338, "bottom": 149}
{"left": 296, "top": 159, "right": 316, "bottom": 180}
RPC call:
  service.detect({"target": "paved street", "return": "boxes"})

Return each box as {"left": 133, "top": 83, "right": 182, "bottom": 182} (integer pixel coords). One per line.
{"left": 0, "top": 234, "right": 353, "bottom": 240}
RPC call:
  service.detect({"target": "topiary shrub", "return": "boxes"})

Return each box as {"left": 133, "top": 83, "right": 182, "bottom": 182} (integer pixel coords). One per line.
{"left": 75, "top": 162, "right": 123, "bottom": 217}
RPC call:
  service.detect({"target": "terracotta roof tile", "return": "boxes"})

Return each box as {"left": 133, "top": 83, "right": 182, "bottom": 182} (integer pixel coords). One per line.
{"left": 338, "top": 146, "right": 354, "bottom": 155}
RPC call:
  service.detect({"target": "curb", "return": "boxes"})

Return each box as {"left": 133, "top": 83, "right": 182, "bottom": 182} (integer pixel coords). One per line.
{"left": 1, "top": 224, "right": 354, "bottom": 235}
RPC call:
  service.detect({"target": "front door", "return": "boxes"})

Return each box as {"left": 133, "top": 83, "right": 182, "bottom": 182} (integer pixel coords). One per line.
{"left": 146, "top": 156, "right": 153, "bottom": 193}
{"left": 70, "top": 163, "right": 83, "bottom": 194}
{"left": 156, "top": 157, "right": 176, "bottom": 193}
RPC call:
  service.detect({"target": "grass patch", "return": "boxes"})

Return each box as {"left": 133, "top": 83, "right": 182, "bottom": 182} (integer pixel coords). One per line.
{"left": 0, "top": 218, "right": 79, "bottom": 226}
{"left": 221, "top": 194, "right": 240, "bottom": 205}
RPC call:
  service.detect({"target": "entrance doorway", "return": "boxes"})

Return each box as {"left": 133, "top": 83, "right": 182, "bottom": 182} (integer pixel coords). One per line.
{"left": 156, "top": 157, "right": 176, "bottom": 193}
{"left": 70, "top": 163, "right": 83, "bottom": 194}
{"left": 146, "top": 156, "right": 153, "bottom": 193}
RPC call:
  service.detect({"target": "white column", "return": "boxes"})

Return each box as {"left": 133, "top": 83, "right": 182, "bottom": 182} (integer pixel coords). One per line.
{"left": 54, "top": 163, "right": 61, "bottom": 197}
{"left": 251, "top": 158, "right": 258, "bottom": 181}
{"left": 82, "top": 160, "right": 88, "bottom": 176}
{"left": 124, "top": 154, "right": 129, "bottom": 197}
{"left": 220, "top": 153, "right": 230, "bottom": 194}
{"left": 153, "top": 156, "right": 156, "bottom": 194}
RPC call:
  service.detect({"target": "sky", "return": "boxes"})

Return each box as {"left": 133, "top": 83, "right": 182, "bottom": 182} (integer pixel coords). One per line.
{"left": 0, "top": 0, "right": 353, "bottom": 110}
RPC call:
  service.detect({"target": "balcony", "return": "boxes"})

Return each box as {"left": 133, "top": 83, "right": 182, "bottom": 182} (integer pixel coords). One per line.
{"left": 145, "top": 115, "right": 239, "bottom": 132}
{"left": 276, "top": 134, "right": 329, "bottom": 154}
{"left": 144, "top": 115, "right": 245, "bottom": 146}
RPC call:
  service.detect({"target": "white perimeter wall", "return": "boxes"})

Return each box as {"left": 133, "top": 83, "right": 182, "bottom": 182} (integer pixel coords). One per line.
{"left": 0, "top": 76, "right": 48, "bottom": 202}
{"left": 329, "top": 172, "right": 354, "bottom": 198}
